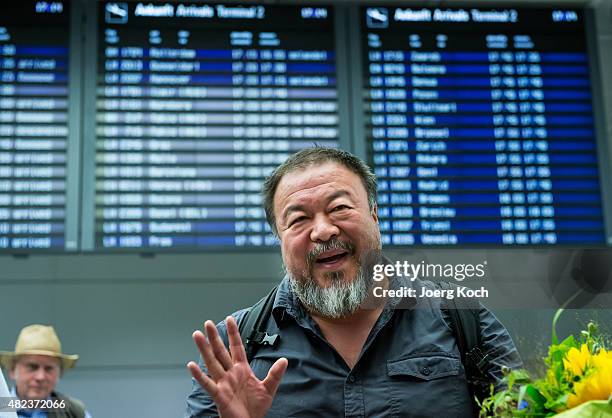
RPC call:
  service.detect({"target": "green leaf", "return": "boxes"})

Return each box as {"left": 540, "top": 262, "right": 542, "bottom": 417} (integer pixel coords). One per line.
{"left": 508, "top": 370, "right": 531, "bottom": 390}
{"left": 545, "top": 393, "right": 569, "bottom": 411}
{"left": 552, "top": 291, "right": 583, "bottom": 345}
{"left": 526, "top": 384, "right": 547, "bottom": 409}
{"left": 492, "top": 391, "right": 507, "bottom": 410}
{"left": 508, "top": 373, "right": 516, "bottom": 390}
{"left": 560, "top": 335, "right": 577, "bottom": 348}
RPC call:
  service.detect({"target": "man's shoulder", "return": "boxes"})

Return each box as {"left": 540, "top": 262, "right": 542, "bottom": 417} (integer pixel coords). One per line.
{"left": 211, "top": 307, "right": 251, "bottom": 339}
{"left": 403, "top": 279, "right": 484, "bottom": 336}
{"left": 225, "top": 281, "right": 288, "bottom": 330}
{"left": 51, "top": 391, "right": 87, "bottom": 418}
{"left": 229, "top": 307, "right": 252, "bottom": 322}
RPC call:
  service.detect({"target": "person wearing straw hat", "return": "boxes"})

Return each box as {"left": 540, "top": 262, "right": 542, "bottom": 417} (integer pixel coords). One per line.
{"left": 0, "top": 325, "right": 91, "bottom": 418}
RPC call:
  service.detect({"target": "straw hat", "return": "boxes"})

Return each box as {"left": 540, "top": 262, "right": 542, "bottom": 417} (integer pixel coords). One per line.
{"left": 0, "top": 325, "right": 78, "bottom": 370}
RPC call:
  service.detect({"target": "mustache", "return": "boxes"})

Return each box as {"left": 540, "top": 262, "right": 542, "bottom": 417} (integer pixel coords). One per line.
{"left": 306, "top": 238, "right": 356, "bottom": 270}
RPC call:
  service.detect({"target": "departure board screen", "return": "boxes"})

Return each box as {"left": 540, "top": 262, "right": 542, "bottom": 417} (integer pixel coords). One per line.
{"left": 362, "top": 6, "right": 607, "bottom": 246}
{"left": 96, "top": 2, "right": 338, "bottom": 249}
{"left": 0, "top": 1, "right": 71, "bottom": 251}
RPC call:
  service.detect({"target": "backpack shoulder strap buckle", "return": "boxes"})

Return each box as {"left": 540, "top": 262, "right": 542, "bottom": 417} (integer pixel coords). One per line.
{"left": 240, "top": 285, "right": 281, "bottom": 361}
{"left": 260, "top": 332, "right": 280, "bottom": 347}
{"left": 247, "top": 330, "right": 280, "bottom": 348}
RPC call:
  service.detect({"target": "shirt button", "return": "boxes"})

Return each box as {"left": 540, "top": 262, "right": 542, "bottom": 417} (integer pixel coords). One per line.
{"left": 348, "top": 375, "right": 355, "bottom": 383}
{"left": 421, "top": 367, "right": 432, "bottom": 376}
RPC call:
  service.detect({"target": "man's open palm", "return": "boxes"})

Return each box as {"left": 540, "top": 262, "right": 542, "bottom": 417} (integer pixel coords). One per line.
{"left": 187, "top": 316, "right": 288, "bottom": 418}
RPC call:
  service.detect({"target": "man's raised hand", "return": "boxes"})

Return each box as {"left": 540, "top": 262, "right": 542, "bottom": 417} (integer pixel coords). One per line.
{"left": 187, "top": 316, "right": 288, "bottom": 418}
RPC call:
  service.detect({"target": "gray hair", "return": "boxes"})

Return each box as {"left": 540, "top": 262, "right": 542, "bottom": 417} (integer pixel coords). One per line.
{"left": 262, "top": 147, "right": 378, "bottom": 236}
{"left": 285, "top": 238, "right": 369, "bottom": 318}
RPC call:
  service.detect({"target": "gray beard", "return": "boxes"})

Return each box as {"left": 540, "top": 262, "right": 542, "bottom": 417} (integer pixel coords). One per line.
{"left": 287, "top": 264, "right": 370, "bottom": 319}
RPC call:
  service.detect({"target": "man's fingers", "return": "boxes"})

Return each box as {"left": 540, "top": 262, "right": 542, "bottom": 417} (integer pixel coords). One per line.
{"left": 205, "top": 320, "right": 233, "bottom": 371}
{"left": 187, "top": 361, "right": 218, "bottom": 398}
{"left": 262, "top": 357, "right": 288, "bottom": 396}
{"left": 225, "top": 316, "right": 247, "bottom": 364}
{"left": 192, "top": 328, "right": 226, "bottom": 380}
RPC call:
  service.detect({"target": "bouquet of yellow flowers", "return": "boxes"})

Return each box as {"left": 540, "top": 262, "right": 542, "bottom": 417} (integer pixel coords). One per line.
{"left": 478, "top": 311, "right": 612, "bottom": 417}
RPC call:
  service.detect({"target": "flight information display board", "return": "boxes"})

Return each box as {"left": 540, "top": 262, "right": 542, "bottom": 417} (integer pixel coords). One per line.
{"left": 95, "top": 2, "right": 338, "bottom": 249}
{"left": 362, "top": 6, "right": 607, "bottom": 246}
{"left": 0, "top": 1, "right": 71, "bottom": 251}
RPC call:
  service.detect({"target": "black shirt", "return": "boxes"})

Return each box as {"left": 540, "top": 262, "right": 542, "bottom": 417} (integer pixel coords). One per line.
{"left": 185, "top": 276, "right": 522, "bottom": 418}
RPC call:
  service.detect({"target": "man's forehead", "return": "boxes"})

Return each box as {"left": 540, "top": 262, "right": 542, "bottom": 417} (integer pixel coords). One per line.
{"left": 275, "top": 162, "right": 360, "bottom": 201}
{"left": 17, "top": 354, "right": 60, "bottom": 367}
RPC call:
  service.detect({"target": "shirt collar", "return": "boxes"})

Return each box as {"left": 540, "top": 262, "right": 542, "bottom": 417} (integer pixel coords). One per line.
{"left": 271, "top": 275, "right": 304, "bottom": 325}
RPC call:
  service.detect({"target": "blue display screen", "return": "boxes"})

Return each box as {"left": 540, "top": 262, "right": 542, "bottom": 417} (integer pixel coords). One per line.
{"left": 95, "top": 2, "right": 339, "bottom": 249}
{"left": 0, "top": 1, "right": 70, "bottom": 251}
{"left": 1, "top": 3, "right": 609, "bottom": 252}
{"left": 362, "top": 6, "right": 606, "bottom": 246}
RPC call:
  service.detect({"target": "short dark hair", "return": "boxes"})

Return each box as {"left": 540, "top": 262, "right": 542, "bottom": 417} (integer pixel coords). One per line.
{"left": 262, "top": 147, "right": 377, "bottom": 236}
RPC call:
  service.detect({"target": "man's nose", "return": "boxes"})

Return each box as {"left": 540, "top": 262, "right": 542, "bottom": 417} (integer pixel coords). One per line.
{"left": 309, "top": 214, "right": 340, "bottom": 242}
{"left": 34, "top": 368, "right": 47, "bottom": 380}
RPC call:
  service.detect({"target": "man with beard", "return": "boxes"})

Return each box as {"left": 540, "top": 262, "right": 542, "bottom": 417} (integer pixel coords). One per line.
{"left": 184, "top": 147, "right": 522, "bottom": 418}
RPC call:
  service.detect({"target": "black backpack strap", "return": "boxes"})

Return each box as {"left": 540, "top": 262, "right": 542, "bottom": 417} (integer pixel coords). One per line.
{"left": 437, "top": 281, "right": 489, "bottom": 416}
{"left": 238, "top": 285, "right": 280, "bottom": 362}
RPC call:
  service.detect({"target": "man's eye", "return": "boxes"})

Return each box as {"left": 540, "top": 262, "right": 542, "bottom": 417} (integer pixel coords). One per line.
{"left": 289, "top": 216, "right": 306, "bottom": 227}
{"left": 333, "top": 205, "right": 349, "bottom": 211}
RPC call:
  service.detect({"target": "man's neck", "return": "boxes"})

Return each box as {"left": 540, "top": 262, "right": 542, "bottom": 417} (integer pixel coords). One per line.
{"left": 14, "top": 387, "right": 52, "bottom": 402}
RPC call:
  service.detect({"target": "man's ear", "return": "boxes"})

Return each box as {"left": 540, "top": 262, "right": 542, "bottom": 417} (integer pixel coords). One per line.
{"left": 273, "top": 223, "right": 282, "bottom": 242}
{"left": 8, "top": 364, "right": 17, "bottom": 380}
{"left": 371, "top": 203, "right": 379, "bottom": 223}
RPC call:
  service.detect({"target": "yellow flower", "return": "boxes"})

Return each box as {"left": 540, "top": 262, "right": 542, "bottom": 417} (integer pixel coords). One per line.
{"left": 563, "top": 344, "right": 592, "bottom": 377}
{"left": 566, "top": 349, "right": 612, "bottom": 408}
{"left": 592, "top": 348, "right": 612, "bottom": 368}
